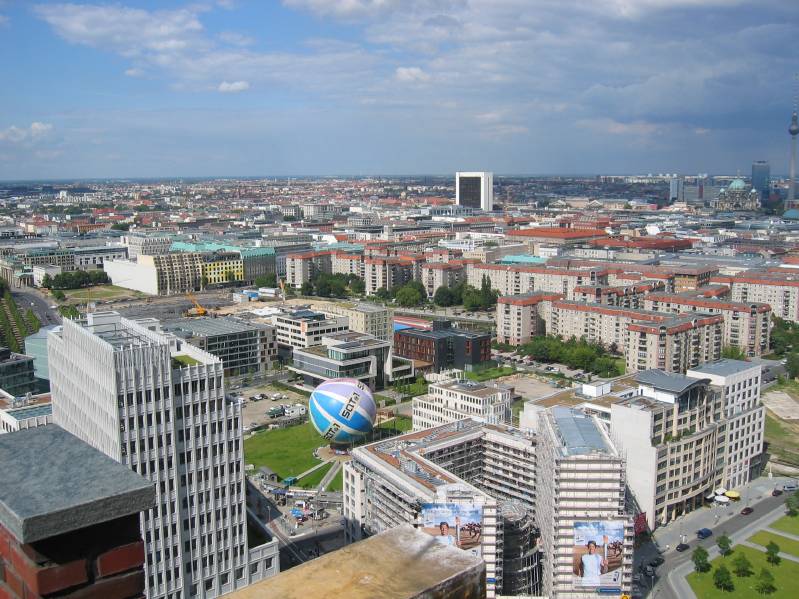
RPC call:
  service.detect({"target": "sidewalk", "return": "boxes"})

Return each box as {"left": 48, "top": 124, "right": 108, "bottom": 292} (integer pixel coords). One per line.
{"left": 652, "top": 475, "right": 793, "bottom": 551}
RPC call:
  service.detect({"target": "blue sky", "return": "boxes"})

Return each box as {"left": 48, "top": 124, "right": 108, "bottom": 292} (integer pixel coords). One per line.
{"left": 0, "top": 0, "right": 797, "bottom": 179}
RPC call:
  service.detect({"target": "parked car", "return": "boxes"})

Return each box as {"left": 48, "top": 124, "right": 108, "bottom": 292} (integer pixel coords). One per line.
{"left": 649, "top": 556, "right": 665, "bottom": 567}
{"left": 784, "top": 482, "right": 798, "bottom": 492}
{"left": 676, "top": 543, "right": 690, "bottom": 552}
{"left": 740, "top": 507, "right": 754, "bottom": 516}
{"left": 772, "top": 488, "right": 784, "bottom": 497}
{"left": 697, "top": 528, "right": 713, "bottom": 539}
{"left": 644, "top": 566, "right": 655, "bottom": 577}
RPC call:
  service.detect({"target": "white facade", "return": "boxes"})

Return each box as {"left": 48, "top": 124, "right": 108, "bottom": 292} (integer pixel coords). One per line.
{"left": 270, "top": 311, "right": 349, "bottom": 349}
{"left": 125, "top": 235, "right": 173, "bottom": 260}
{"left": 456, "top": 171, "right": 494, "bottom": 211}
{"left": 687, "top": 360, "right": 765, "bottom": 489}
{"left": 105, "top": 258, "right": 159, "bottom": 295}
{"left": 48, "top": 312, "right": 278, "bottom": 599}
{"left": 412, "top": 379, "right": 512, "bottom": 431}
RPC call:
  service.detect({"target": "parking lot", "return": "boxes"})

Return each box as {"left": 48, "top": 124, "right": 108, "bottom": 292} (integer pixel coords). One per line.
{"left": 238, "top": 383, "right": 310, "bottom": 430}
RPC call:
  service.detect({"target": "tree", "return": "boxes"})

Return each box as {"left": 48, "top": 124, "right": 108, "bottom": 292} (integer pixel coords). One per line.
{"left": 52, "top": 289, "right": 66, "bottom": 301}
{"left": 755, "top": 567, "right": 776, "bottom": 595}
{"left": 111, "top": 223, "right": 130, "bottom": 231}
{"left": 786, "top": 490, "right": 799, "bottom": 516}
{"left": 692, "top": 546, "right": 710, "bottom": 573}
{"left": 200, "top": 275, "right": 209, "bottom": 289}
{"left": 254, "top": 273, "right": 278, "bottom": 288}
{"left": 462, "top": 287, "right": 483, "bottom": 311}
{"left": 300, "top": 281, "right": 313, "bottom": 296}
{"left": 765, "top": 541, "right": 781, "bottom": 565}
{"left": 732, "top": 552, "right": 752, "bottom": 577}
{"left": 224, "top": 270, "right": 236, "bottom": 283}
{"left": 721, "top": 345, "right": 747, "bottom": 360}
{"left": 434, "top": 286, "right": 455, "bottom": 307}
{"left": 717, "top": 534, "right": 732, "bottom": 556}
{"left": 786, "top": 352, "right": 799, "bottom": 379}
{"left": 41, "top": 273, "right": 53, "bottom": 289}
{"left": 713, "top": 565, "right": 734, "bottom": 592}
{"left": 373, "top": 287, "right": 391, "bottom": 301}
{"left": 350, "top": 277, "right": 365, "bottom": 295}
{"left": 395, "top": 286, "right": 422, "bottom": 307}
{"left": 479, "top": 275, "right": 498, "bottom": 310}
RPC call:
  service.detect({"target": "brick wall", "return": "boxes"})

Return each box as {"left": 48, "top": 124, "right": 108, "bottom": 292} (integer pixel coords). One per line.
{"left": 0, "top": 514, "right": 145, "bottom": 599}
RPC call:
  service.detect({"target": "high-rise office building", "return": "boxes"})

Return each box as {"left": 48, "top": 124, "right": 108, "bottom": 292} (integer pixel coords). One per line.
{"left": 668, "top": 175, "right": 683, "bottom": 201}
{"left": 751, "top": 160, "right": 770, "bottom": 202}
{"left": 48, "top": 312, "right": 278, "bottom": 599}
{"left": 456, "top": 171, "right": 494, "bottom": 211}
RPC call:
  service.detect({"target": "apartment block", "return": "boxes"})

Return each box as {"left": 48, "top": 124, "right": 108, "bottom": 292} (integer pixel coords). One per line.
{"left": 537, "top": 407, "right": 633, "bottom": 598}
{"left": 644, "top": 291, "right": 771, "bottom": 356}
{"left": 317, "top": 301, "right": 393, "bottom": 341}
{"left": 72, "top": 244, "right": 128, "bottom": 270}
{"left": 687, "top": 360, "right": 765, "bottom": 489}
{"left": 421, "top": 261, "right": 465, "bottom": 298}
{"left": 714, "top": 272, "right": 799, "bottom": 322}
{"left": 331, "top": 251, "right": 364, "bottom": 278}
{"left": 412, "top": 378, "right": 512, "bottom": 430}
{"left": 202, "top": 251, "right": 244, "bottom": 285}
{"left": 285, "top": 251, "right": 332, "bottom": 288}
{"left": 467, "top": 263, "right": 607, "bottom": 299}
{"left": 573, "top": 281, "right": 663, "bottom": 307}
{"left": 48, "top": 312, "right": 278, "bottom": 599}
{"left": 363, "top": 256, "right": 415, "bottom": 295}
{"left": 626, "top": 314, "right": 723, "bottom": 374}
{"left": 496, "top": 292, "right": 563, "bottom": 346}
{"left": 125, "top": 234, "right": 173, "bottom": 259}
{"left": 394, "top": 321, "right": 491, "bottom": 372}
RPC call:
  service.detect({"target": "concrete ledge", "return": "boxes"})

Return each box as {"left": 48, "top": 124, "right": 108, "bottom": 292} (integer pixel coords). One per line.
{"left": 226, "top": 524, "right": 486, "bottom": 599}
{"left": 0, "top": 426, "right": 154, "bottom": 543}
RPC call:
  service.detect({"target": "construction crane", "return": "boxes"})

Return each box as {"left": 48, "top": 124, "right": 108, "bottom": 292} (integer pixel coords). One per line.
{"left": 185, "top": 291, "right": 207, "bottom": 316}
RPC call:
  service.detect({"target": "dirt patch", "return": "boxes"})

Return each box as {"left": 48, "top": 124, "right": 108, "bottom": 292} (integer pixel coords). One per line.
{"left": 762, "top": 391, "right": 799, "bottom": 420}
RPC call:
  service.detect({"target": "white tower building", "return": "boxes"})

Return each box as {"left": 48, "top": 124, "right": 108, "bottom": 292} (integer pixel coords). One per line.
{"left": 788, "top": 109, "right": 798, "bottom": 209}
{"left": 456, "top": 171, "right": 494, "bottom": 211}
{"left": 48, "top": 312, "right": 278, "bottom": 599}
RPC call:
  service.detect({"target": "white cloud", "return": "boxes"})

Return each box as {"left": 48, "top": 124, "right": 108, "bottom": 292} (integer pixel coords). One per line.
{"left": 0, "top": 14, "right": 9, "bottom": 26}
{"left": 0, "top": 122, "right": 53, "bottom": 143}
{"left": 125, "top": 67, "right": 144, "bottom": 77}
{"left": 218, "top": 31, "right": 254, "bottom": 46}
{"left": 218, "top": 80, "right": 250, "bottom": 93}
{"left": 576, "top": 118, "right": 661, "bottom": 136}
{"left": 395, "top": 66, "right": 430, "bottom": 83}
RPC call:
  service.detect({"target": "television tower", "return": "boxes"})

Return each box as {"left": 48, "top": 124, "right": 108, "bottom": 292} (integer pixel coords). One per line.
{"left": 789, "top": 74, "right": 799, "bottom": 209}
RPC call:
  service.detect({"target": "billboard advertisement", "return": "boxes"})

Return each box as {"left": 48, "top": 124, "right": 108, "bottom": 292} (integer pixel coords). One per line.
{"left": 420, "top": 503, "right": 482, "bottom": 557}
{"left": 572, "top": 520, "right": 625, "bottom": 588}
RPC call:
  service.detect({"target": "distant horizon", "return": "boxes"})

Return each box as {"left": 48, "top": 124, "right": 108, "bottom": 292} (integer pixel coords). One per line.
{"left": 0, "top": 171, "right": 793, "bottom": 186}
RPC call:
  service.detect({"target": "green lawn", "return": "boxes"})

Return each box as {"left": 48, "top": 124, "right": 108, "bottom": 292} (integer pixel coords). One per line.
{"left": 465, "top": 366, "right": 515, "bottom": 382}
{"left": 687, "top": 545, "right": 799, "bottom": 598}
{"left": 64, "top": 285, "right": 140, "bottom": 300}
{"left": 749, "top": 530, "right": 799, "bottom": 558}
{"left": 328, "top": 468, "right": 343, "bottom": 492}
{"left": 612, "top": 357, "right": 626, "bottom": 374}
{"left": 771, "top": 515, "right": 799, "bottom": 537}
{"left": 297, "top": 462, "right": 333, "bottom": 489}
{"left": 377, "top": 414, "right": 412, "bottom": 432}
{"left": 243, "top": 422, "right": 324, "bottom": 480}
{"left": 172, "top": 354, "right": 200, "bottom": 367}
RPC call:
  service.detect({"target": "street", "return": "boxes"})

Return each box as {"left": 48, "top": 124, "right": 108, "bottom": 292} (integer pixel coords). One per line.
{"left": 638, "top": 475, "right": 797, "bottom": 599}
{"left": 11, "top": 287, "right": 61, "bottom": 327}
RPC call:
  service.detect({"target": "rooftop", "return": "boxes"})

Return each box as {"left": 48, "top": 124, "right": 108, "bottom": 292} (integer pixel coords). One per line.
{"left": 0, "top": 425, "right": 154, "bottom": 543}
{"left": 224, "top": 524, "right": 484, "bottom": 599}
{"left": 432, "top": 379, "right": 510, "bottom": 398}
{"left": 688, "top": 358, "right": 760, "bottom": 377}
{"left": 551, "top": 406, "right": 610, "bottom": 456}
{"left": 635, "top": 369, "right": 708, "bottom": 394}
{"left": 163, "top": 316, "right": 269, "bottom": 337}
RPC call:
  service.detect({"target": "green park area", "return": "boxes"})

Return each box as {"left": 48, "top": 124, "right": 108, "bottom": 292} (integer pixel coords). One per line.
{"left": 377, "top": 414, "right": 412, "bottom": 433}
{"left": 297, "top": 463, "right": 333, "bottom": 489}
{"left": 749, "top": 530, "right": 799, "bottom": 558}
{"left": 771, "top": 514, "right": 799, "bottom": 537}
{"left": 687, "top": 545, "right": 799, "bottom": 598}
{"left": 244, "top": 422, "right": 323, "bottom": 480}
{"left": 466, "top": 365, "right": 516, "bottom": 382}
{"left": 329, "top": 469, "right": 343, "bottom": 492}
{"left": 63, "top": 284, "right": 143, "bottom": 301}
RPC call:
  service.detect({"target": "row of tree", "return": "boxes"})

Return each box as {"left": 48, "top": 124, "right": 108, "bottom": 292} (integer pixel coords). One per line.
{"left": 514, "top": 336, "right": 623, "bottom": 377}
{"left": 301, "top": 273, "right": 365, "bottom": 298}
{"left": 42, "top": 270, "right": 109, "bottom": 290}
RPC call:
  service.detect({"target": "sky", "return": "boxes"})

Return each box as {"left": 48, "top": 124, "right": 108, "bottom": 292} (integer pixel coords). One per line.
{"left": 0, "top": 0, "right": 797, "bottom": 179}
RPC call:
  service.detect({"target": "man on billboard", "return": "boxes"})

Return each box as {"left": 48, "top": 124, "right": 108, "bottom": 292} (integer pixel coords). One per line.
{"left": 420, "top": 503, "right": 482, "bottom": 556}
{"left": 572, "top": 521, "right": 624, "bottom": 588}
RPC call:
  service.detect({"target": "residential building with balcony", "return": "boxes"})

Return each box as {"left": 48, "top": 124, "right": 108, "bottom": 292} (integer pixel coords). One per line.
{"left": 270, "top": 309, "right": 349, "bottom": 351}
{"left": 412, "top": 378, "right": 512, "bottom": 430}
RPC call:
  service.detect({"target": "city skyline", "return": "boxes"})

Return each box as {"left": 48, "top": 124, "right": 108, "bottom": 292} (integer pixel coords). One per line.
{"left": 0, "top": 0, "right": 798, "bottom": 179}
